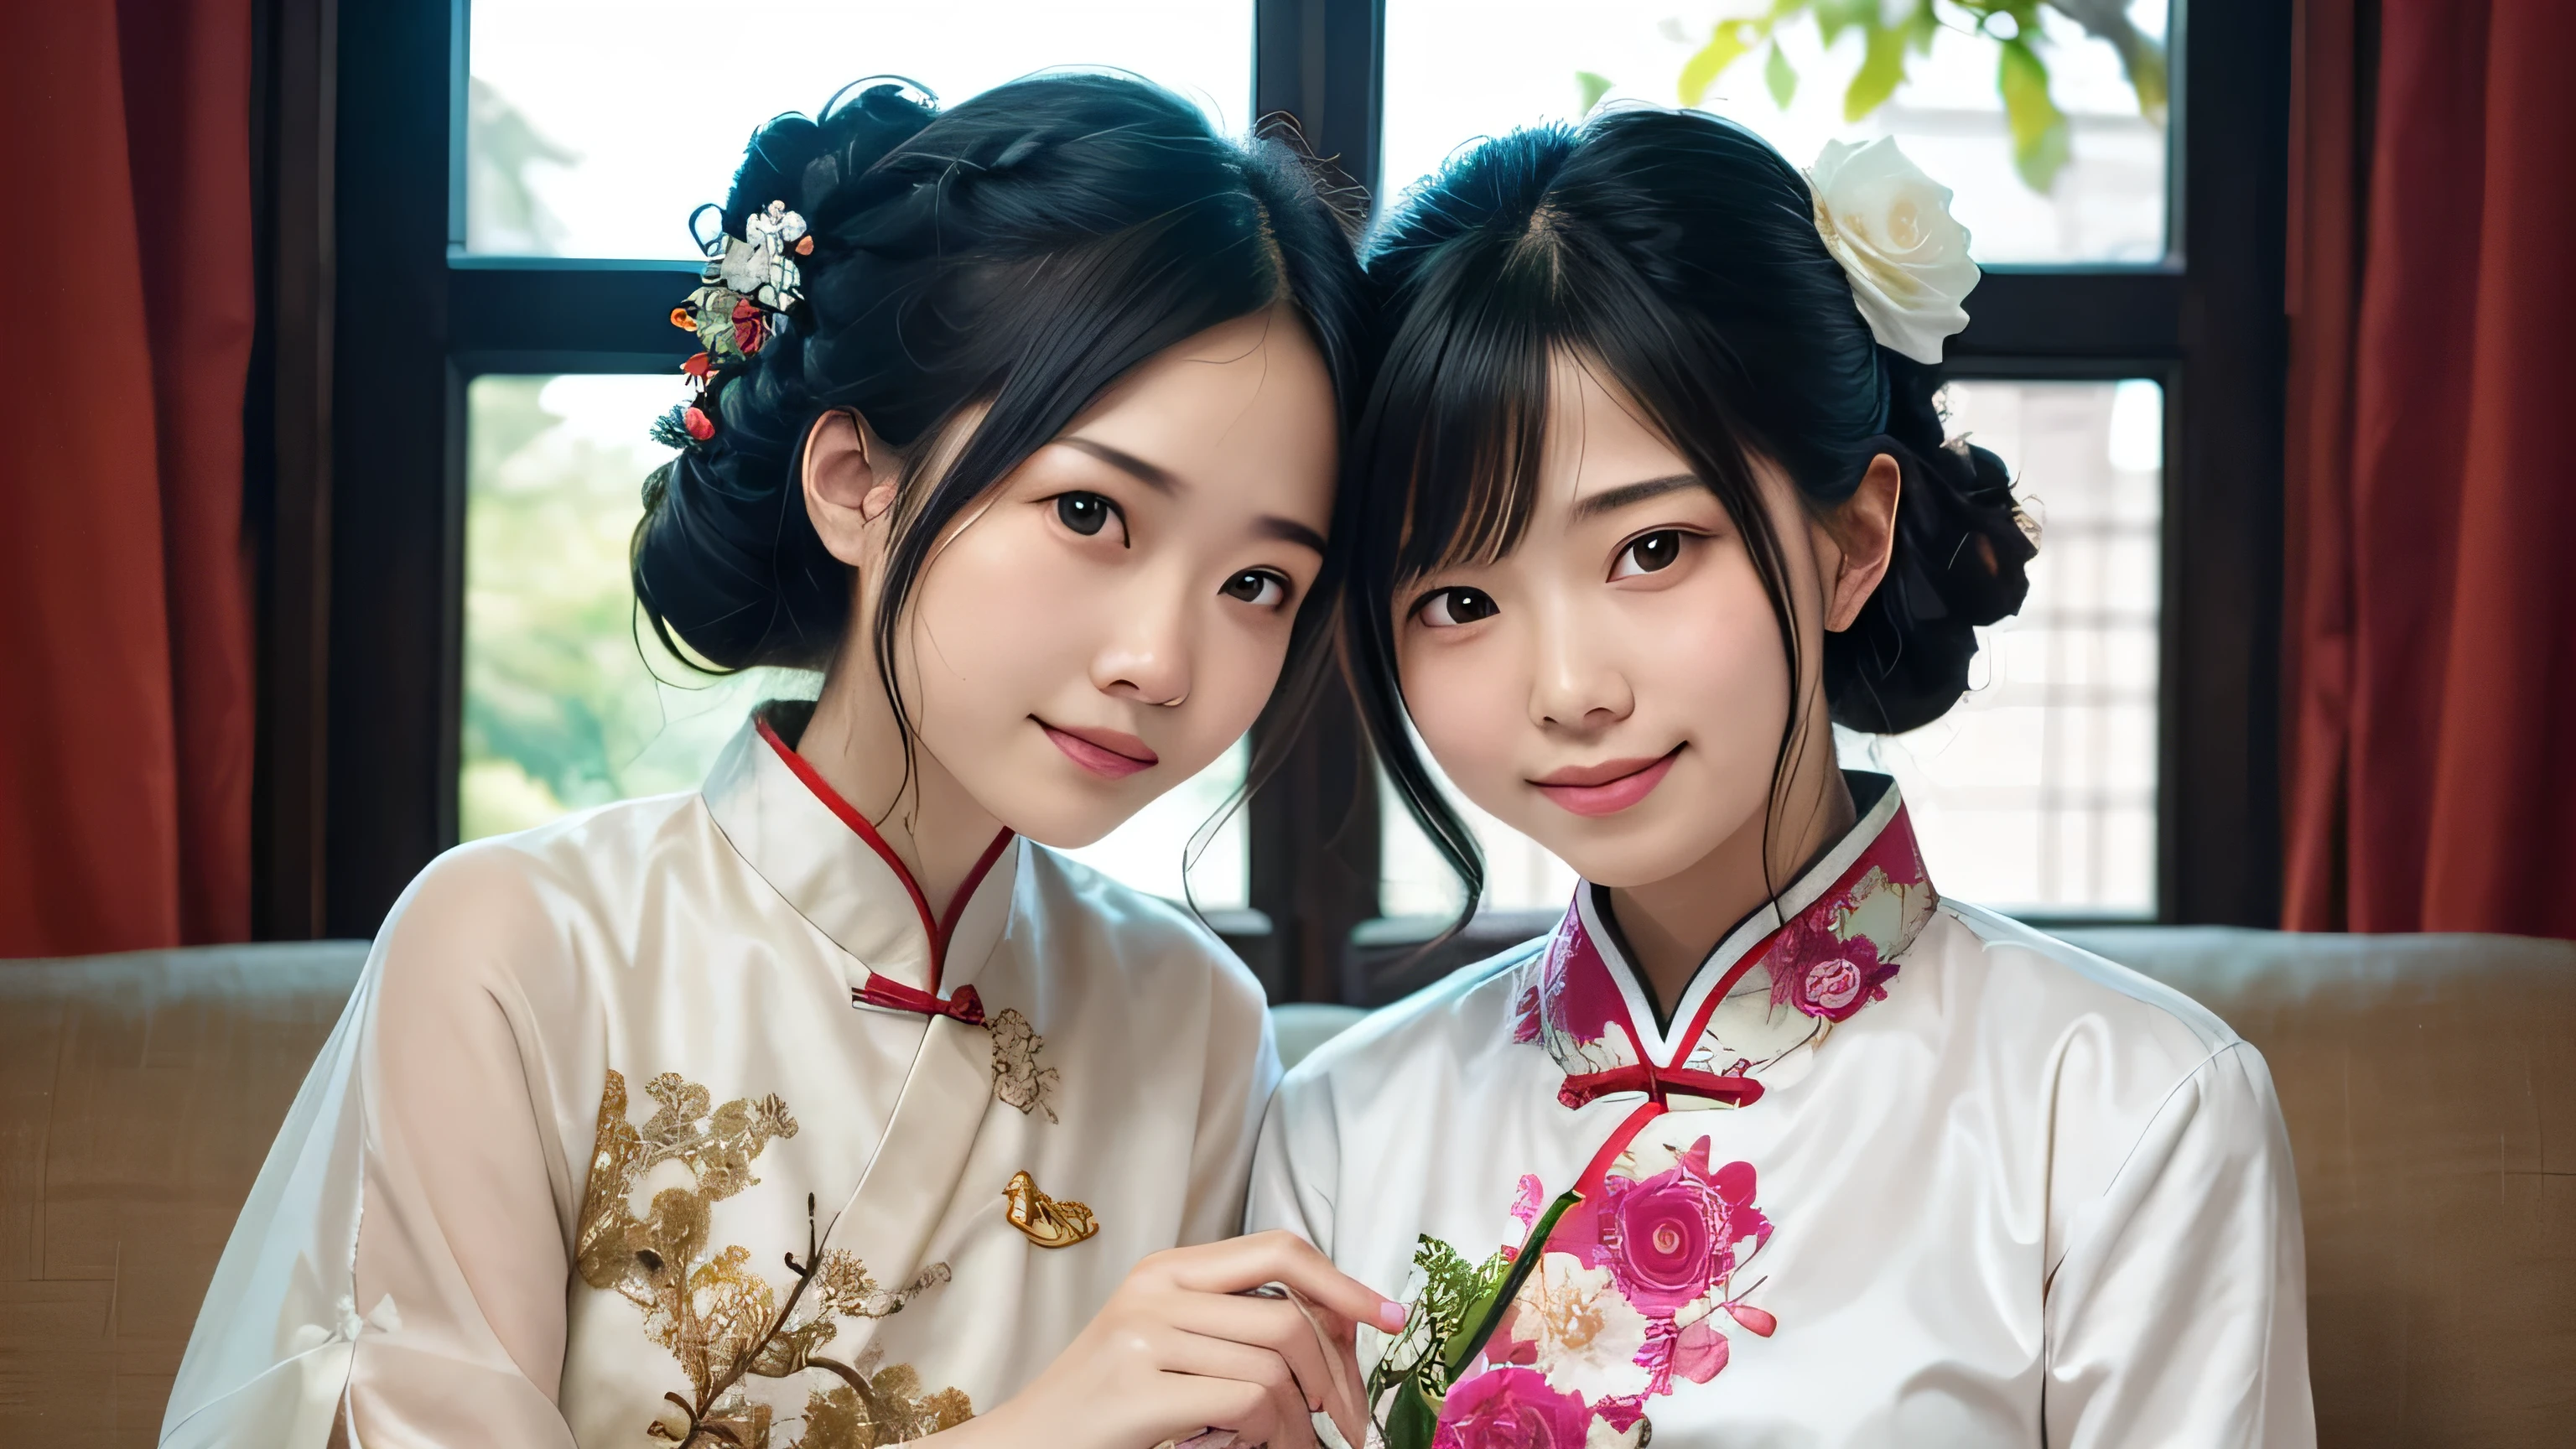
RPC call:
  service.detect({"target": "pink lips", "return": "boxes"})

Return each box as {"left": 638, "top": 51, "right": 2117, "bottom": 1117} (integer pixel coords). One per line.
{"left": 1530, "top": 746, "right": 1682, "bottom": 817}
{"left": 1039, "top": 719, "right": 1158, "bottom": 781}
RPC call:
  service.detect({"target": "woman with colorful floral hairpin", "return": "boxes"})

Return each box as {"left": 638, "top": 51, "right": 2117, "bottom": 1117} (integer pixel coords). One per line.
{"left": 165, "top": 74, "right": 1402, "bottom": 1449}
{"left": 1249, "top": 112, "right": 2314, "bottom": 1447}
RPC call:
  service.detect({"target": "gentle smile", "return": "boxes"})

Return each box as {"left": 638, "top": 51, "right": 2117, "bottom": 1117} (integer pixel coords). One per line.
{"left": 1530, "top": 745, "right": 1683, "bottom": 817}
{"left": 1037, "top": 718, "right": 1159, "bottom": 781}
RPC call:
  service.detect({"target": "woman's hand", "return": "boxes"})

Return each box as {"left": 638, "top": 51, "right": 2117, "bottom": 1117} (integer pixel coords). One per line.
{"left": 948, "top": 1230, "right": 1400, "bottom": 1449}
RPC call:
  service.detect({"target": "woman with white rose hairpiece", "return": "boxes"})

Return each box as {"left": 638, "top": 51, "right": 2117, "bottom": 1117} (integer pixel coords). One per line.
{"left": 1248, "top": 112, "right": 2314, "bottom": 1446}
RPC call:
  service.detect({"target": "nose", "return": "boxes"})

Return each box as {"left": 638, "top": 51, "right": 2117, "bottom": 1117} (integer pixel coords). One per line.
{"left": 1527, "top": 596, "right": 1633, "bottom": 733}
{"left": 1090, "top": 584, "right": 1193, "bottom": 708}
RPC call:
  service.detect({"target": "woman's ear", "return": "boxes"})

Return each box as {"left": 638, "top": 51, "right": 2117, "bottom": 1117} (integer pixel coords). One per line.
{"left": 802, "top": 408, "right": 904, "bottom": 566}
{"left": 1821, "top": 453, "right": 1903, "bottom": 633}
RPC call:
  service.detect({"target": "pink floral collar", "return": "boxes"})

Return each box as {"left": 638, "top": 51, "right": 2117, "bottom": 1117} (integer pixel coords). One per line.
{"left": 1511, "top": 774, "right": 1937, "bottom": 1110}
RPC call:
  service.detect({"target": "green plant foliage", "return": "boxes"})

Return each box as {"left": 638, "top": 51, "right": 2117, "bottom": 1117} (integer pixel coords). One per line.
{"left": 1677, "top": 22, "right": 1754, "bottom": 107}
{"left": 1366, "top": 1191, "right": 1581, "bottom": 1449}
{"left": 1845, "top": 18, "right": 1913, "bottom": 121}
{"left": 1763, "top": 39, "right": 1800, "bottom": 107}
{"left": 461, "top": 377, "right": 803, "bottom": 843}
{"left": 1997, "top": 35, "right": 2073, "bottom": 190}
{"left": 1657, "top": 0, "right": 2161, "bottom": 195}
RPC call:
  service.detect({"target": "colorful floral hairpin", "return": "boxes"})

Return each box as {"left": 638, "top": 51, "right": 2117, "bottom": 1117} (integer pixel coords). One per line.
{"left": 657, "top": 200, "right": 814, "bottom": 449}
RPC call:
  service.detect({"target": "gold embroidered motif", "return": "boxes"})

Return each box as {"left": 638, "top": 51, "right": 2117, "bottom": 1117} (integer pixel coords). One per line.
{"left": 578, "top": 1069, "right": 969, "bottom": 1447}
{"left": 1002, "top": 1169, "right": 1099, "bottom": 1248}
{"left": 790, "top": 1348, "right": 977, "bottom": 1448}
{"left": 987, "top": 1009, "right": 1060, "bottom": 1123}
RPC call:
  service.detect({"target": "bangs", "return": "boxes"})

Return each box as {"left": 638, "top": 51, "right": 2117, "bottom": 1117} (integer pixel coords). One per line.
{"left": 1373, "top": 216, "right": 1571, "bottom": 583}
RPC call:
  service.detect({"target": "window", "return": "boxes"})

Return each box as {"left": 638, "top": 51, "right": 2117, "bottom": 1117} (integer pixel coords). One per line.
{"left": 1844, "top": 378, "right": 2163, "bottom": 916}
{"left": 315, "top": 0, "right": 2284, "bottom": 968}
{"left": 445, "top": 3, "right": 1259, "bottom": 906}
{"left": 460, "top": 374, "right": 791, "bottom": 842}
{"left": 1370, "top": 2, "right": 2189, "bottom": 927}
{"left": 1378, "top": 379, "right": 2165, "bottom": 923}
{"left": 1382, "top": 0, "right": 2168, "bottom": 262}
{"left": 466, "top": 1, "right": 1255, "bottom": 259}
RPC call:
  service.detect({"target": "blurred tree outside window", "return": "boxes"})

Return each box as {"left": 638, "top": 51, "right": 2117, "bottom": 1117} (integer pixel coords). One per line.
{"left": 1384, "top": 0, "right": 2169, "bottom": 263}
{"left": 462, "top": 375, "right": 802, "bottom": 843}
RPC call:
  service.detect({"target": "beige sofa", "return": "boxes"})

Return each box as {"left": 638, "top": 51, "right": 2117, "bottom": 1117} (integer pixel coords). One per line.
{"left": 5, "top": 929, "right": 2569, "bottom": 1445}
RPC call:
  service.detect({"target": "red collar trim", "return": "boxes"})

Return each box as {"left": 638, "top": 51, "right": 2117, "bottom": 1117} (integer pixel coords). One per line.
{"left": 756, "top": 716, "right": 1015, "bottom": 991}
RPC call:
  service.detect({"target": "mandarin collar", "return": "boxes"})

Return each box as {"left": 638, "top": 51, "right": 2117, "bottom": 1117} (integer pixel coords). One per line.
{"left": 701, "top": 705, "right": 1019, "bottom": 1003}
{"left": 1511, "top": 771, "right": 1937, "bottom": 1103}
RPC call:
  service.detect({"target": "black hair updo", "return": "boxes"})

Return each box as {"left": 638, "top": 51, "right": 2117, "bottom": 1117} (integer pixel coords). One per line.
{"left": 632, "top": 72, "right": 1368, "bottom": 713}
{"left": 1349, "top": 109, "right": 2035, "bottom": 908}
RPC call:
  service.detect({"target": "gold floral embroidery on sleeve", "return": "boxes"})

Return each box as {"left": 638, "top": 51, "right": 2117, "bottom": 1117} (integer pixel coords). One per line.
{"left": 986, "top": 1009, "right": 1060, "bottom": 1123}
{"left": 577, "top": 1069, "right": 970, "bottom": 1448}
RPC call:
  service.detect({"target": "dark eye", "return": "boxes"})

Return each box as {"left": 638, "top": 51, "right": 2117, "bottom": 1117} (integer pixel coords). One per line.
{"left": 1056, "top": 491, "right": 1115, "bottom": 538}
{"left": 1415, "top": 587, "right": 1499, "bottom": 628}
{"left": 1221, "top": 569, "right": 1287, "bottom": 608}
{"left": 1613, "top": 530, "right": 1685, "bottom": 579}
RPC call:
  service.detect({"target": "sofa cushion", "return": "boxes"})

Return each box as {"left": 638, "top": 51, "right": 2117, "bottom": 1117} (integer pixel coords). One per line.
{"left": 5, "top": 929, "right": 2570, "bottom": 1446}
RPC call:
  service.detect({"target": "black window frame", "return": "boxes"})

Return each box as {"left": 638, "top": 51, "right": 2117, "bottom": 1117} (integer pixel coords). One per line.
{"left": 262, "top": 0, "right": 2288, "bottom": 996}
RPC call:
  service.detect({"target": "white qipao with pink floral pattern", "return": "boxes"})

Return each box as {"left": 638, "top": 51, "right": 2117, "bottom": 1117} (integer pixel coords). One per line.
{"left": 1249, "top": 774, "right": 2316, "bottom": 1448}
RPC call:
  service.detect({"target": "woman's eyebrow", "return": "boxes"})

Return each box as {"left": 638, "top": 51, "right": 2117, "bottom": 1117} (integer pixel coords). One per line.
{"left": 1254, "top": 516, "right": 1328, "bottom": 554}
{"left": 1571, "top": 473, "right": 1701, "bottom": 520}
{"left": 1057, "top": 436, "right": 1181, "bottom": 494}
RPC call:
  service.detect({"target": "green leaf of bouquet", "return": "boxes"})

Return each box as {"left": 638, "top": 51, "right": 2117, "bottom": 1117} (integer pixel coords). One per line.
{"left": 1446, "top": 1192, "right": 1582, "bottom": 1375}
{"left": 1386, "top": 1377, "right": 1440, "bottom": 1449}
{"left": 1576, "top": 70, "right": 1614, "bottom": 114}
{"left": 1997, "top": 36, "right": 2070, "bottom": 192}
{"left": 1677, "top": 24, "right": 1753, "bottom": 107}
{"left": 1764, "top": 40, "right": 1800, "bottom": 109}
{"left": 1845, "top": 21, "right": 1910, "bottom": 121}
{"left": 1447, "top": 1288, "right": 1502, "bottom": 1377}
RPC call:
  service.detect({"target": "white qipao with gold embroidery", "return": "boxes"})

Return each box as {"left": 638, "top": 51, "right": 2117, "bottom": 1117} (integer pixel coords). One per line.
{"left": 164, "top": 708, "right": 1279, "bottom": 1448}
{"left": 1249, "top": 775, "right": 2314, "bottom": 1447}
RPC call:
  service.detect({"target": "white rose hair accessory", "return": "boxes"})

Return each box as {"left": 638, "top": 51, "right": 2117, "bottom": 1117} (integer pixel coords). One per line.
{"left": 1807, "top": 137, "right": 1979, "bottom": 365}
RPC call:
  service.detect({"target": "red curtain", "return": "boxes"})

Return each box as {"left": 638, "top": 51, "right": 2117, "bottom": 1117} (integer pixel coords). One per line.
{"left": 2284, "top": 0, "right": 2576, "bottom": 937}
{"left": 1, "top": 0, "right": 256, "bottom": 955}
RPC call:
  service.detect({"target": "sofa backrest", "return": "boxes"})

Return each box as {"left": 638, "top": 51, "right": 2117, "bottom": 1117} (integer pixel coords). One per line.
{"left": 4, "top": 928, "right": 2569, "bottom": 1446}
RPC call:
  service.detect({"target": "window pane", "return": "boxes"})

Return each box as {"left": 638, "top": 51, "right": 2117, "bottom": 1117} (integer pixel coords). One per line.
{"left": 1061, "top": 740, "right": 1250, "bottom": 911}
{"left": 1842, "top": 377, "right": 2162, "bottom": 916}
{"left": 460, "top": 374, "right": 1249, "bottom": 908}
{"left": 1382, "top": 1, "right": 2168, "bottom": 264}
{"left": 1380, "top": 741, "right": 1576, "bottom": 921}
{"left": 1376, "top": 377, "right": 2162, "bottom": 922}
{"left": 468, "top": 2, "right": 1256, "bottom": 258}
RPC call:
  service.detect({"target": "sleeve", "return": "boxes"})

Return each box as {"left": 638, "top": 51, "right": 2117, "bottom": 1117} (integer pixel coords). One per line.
{"left": 159, "top": 845, "right": 584, "bottom": 1449}
{"left": 2042, "top": 1040, "right": 2317, "bottom": 1448}
{"left": 1242, "top": 1066, "right": 1339, "bottom": 1254}
{"left": 1175, "top": 954, "right": 1285, "bottom": 1248}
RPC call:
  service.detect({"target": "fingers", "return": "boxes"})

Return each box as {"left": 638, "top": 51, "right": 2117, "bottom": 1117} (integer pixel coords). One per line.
{"left": 1152, "top": 1334, "right": 1316, "bottom": 1449}
{"left": 1285, "top": 1287, "right": 1370, "bottom": 1449}
{"left": 1164, "top": 1295, "right": 1344, "bottom": 1428}
{"left": 1153, "top": 1231, "right": 1406, "bottom": 1334}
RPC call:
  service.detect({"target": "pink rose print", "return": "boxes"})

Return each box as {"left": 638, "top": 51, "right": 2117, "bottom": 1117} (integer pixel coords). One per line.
{"left": 1510, "top": 1174, "right": 1545, "bottom": 1228}
{"left": 1538, "top": 911, "right": 1625, "bottom": 1046}
{"left": 1605, "top": 1173, "right": 1716, "bottom": 1314}
{"left": 1768, "top": 916, "right": 1897, "bottom": 1022}
{"left": 1433, "top": 1368, "right": 1590, "bottom": 1448}
{"left": 1586, "top": 1140, "right": 1772, "bottom": 1317}
{"left": 1805, "top": 954, "right": 1865, "bottom": 1011}
{"left": 1593, "top": 1394, "right": 1649, "bottom": 1432}
{"left": 1671, "top": 1316, "right": 1731, "bottom": 1384}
